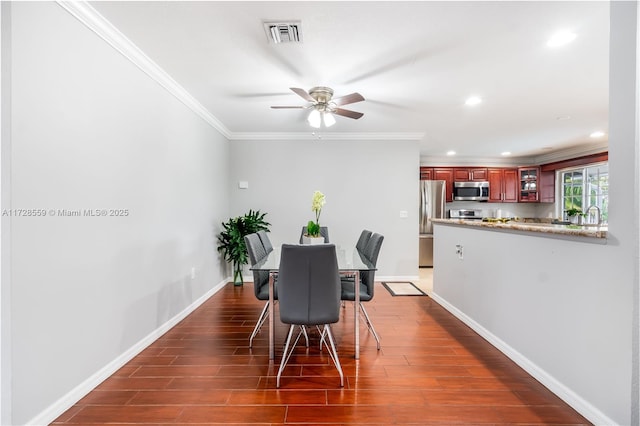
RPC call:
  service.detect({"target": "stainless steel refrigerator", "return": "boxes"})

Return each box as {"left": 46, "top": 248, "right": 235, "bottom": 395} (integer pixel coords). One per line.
{"left": 419, "top": 180, "right": 446, "bottom": 267}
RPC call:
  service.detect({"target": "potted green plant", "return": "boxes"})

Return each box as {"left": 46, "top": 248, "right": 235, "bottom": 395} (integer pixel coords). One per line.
{"left": 565, "top": 207, "right": 585, "bottom": 224}
{"left": 217, "top": 209, "right": 270, "bottom": 286}
{"left": 302, "top": 190, "right": 326, "bottom": 244}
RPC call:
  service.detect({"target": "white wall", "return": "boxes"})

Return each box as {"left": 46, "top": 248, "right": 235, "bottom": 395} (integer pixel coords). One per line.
{"left": 229, "top": 139, "right": 419, "bottom": 279}
{"left": 433, "top": 224, "right": 631, "bottom": 425}
{"left": 0, "top": 3, "right": 11, "bottom": 424}
{"left": 433, "top": 2, "right": 639, "bottom": 424}
{"left": 6, "top": 3, "right": 230, "bottom": 423}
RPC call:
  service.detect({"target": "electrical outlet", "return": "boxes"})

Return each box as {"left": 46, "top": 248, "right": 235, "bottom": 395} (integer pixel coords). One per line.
{"left": 455, "top": 244, "right": 464, "bottom": 260}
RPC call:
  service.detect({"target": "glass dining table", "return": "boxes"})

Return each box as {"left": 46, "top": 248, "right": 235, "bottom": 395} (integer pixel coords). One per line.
{"left": 250, "top": 244, "right": 376, "bottom": 360}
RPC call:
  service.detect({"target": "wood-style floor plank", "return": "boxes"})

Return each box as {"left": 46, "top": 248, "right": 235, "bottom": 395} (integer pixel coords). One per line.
{"left": 51, "top": 281, "right": 592, "bottom": 425}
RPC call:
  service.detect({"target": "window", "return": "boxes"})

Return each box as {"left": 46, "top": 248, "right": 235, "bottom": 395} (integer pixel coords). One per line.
{"left": 559, "top": 162, "right": 608, "bottom": 223}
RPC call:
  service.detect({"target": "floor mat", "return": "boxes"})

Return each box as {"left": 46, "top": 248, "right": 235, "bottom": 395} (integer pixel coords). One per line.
{"left": 382, "top": 281, "right": 427, "bottom": 296}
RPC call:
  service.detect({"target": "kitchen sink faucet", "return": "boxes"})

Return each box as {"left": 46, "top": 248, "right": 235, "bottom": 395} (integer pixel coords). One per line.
{"left": 584, "top": 205, "right": 602, "bottom": 225}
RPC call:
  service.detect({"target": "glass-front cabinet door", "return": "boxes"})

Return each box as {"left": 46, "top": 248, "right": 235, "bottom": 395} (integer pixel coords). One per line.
{"left": 518, "top": 167, "right": 539, "bottom": 202}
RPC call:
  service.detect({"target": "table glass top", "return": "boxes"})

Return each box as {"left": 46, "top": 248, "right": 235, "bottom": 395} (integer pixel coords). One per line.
{"left": 250, "top": 245, "right": 375, "bottom": 271}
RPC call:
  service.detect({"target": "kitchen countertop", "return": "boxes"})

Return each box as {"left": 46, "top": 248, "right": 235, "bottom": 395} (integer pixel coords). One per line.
{"left": 431, "top": 218, "right": 608, "bottom": 239}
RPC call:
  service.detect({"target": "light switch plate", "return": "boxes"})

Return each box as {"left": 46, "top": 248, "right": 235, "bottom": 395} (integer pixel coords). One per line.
{"left": 238, "top": 181, "right": 249, "bottom": 189}
{"left": 399, "top": 210, "right": 408, "bottom": 218}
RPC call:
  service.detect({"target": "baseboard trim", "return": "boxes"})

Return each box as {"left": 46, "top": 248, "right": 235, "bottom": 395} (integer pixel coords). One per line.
{"left": 430, "top": 292, "right": 616, "bottom": 426}
{"left": 27, "top": 278, "right": 229, "bottom": 426}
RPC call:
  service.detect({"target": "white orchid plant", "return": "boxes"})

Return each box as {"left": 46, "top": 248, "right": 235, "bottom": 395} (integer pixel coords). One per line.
{"left": 307, "top": 190, "right": 326, "bottom": 237}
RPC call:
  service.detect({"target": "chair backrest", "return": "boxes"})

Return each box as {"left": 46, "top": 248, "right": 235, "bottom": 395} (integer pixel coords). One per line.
{"left": 299, "top": 226, "right": 330, "bottom": 243}
{"left": 277, "top": 244, "right": 341, "bottom": 326}
{"left": 244, "top": 233, "right": 269, "bottom": 297}
{"left": 363, "top": 233, "right": 384, "bottom": 266}
{"left": 244, "top": 233, "right": 266, "bottom": 265}
{"left": 355, "top": 229, "right": 372, "bottom": 253}
{"left": 361, "top": 233, "right": 384, "bottom": 297}
{"left": 257, "top": 230, "right": 273, "bottom": 253}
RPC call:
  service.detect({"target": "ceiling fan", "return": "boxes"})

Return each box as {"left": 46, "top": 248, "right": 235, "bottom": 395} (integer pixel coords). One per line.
{"left": 271, "top": 87, "right": 365, "bottom": 128}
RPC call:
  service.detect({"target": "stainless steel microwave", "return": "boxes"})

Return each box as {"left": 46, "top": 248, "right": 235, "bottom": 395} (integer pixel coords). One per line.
{"left": 453, "top": 181, "right": 489, "bottom": 201}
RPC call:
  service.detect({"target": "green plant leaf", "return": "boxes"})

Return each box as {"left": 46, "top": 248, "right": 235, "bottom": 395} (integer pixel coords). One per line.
{"left": 217, "top": 210, "right": 270, "bottom": 266}
{"left": 307, "top": 220, "right": 320, "bottom": 237}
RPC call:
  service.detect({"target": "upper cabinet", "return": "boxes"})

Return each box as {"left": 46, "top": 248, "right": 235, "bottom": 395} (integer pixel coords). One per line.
{"left": 488, "top": 168, "right": 518, "bottom": 203}
{"left": 433, "top": 168, "right": 454, "bottom": 202}
{"left": 539, "top": 170, "right": 555, "bottom": 203}
{"left": 419, "top": 167, "right": 434, "bottom": 180}
{"left": 518, "top": 167, "right": 539, "bottom": 202}
{"left": 453, "top": 167, "right": 488, "bottom": 182}
{"left": 420, "top": 166, "right": 453, "bottom": 202}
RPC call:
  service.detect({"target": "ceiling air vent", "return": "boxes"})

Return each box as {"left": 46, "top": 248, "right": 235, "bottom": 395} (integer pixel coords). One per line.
{"left": 263, "top": 21, "right": 302, "bottom": 44}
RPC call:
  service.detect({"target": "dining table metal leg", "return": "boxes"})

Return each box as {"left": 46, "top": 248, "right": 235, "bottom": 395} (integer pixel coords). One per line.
{"left": 268, "top": 271, "right": 275, "bottom": 361}
{"left": 354, "top": 270, "right": 360, "bottom": 359}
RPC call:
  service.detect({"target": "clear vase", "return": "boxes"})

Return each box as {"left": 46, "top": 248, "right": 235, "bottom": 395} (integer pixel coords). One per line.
{"left": 233, "top": 262, "right": 243, "bottom": 286}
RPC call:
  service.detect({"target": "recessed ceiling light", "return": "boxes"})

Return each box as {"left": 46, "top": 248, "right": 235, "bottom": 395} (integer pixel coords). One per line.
{"left": 547, "top": 31, "right": 577, "bottom": 47}
{"left": 501, "top": 151, "right": 511, "bottom": 156}
{"left": 446, "top": 150, "right": 456, "bottom": 156}
{"left": 465, "top": 96, "right": 482, "bottom": 106}
{"left": 556, "top": 115, "right": 571, "bottom": 121}
{"left": 590, "top": 131, "right": 605, "bottom": 138}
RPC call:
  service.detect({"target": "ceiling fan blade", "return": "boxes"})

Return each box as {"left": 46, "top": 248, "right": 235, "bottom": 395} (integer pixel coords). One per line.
{"left": 290, "top": 87, "right": 315, "bottom": 102}
{"left": 333, "top": 108, "right": 364, "bottom": 120}
{"left": 271, "top": 106, "right": 305, "bottom": 109}
{"left": 332, "top": 92, "right": 365, "bottom": 106}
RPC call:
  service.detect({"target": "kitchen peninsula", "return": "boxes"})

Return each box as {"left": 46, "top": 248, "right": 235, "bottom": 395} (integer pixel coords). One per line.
{"left": 432, "top": 218, "right": 608, "bottom": 240}
{"left": 430, "top": 218, "right": 621, "bottom": 424}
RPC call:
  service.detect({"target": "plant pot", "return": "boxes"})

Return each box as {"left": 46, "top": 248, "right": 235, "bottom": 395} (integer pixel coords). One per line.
{"left": 232, "top": 261, "right": 243, "bottom": 286}
{"left": 301, "top": 236, "right": 325, "bottom": 245}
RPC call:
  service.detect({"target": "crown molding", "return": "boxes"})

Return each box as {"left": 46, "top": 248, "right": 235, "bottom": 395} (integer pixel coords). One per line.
{"left": 229, "top": 132, "right": 425, "bottom": 141}
{"left": 532, "top": 142, "right": 609, "bottom": 165}
{"left": 54, "top": 2, "right": 426, "bottom": 144}
{"left": 420, "top": 155, "right": 538, "bottom": 167}
{"left": 56, "top": 1, "right": 232, "bottom": 139}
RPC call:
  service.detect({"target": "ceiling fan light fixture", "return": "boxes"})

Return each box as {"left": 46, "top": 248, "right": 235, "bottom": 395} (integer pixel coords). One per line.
{"left": 307, "top": 109, "right": 321, "bottom": 128}
{"left": 323, "top": 112, "right": 336, "bottom": 127}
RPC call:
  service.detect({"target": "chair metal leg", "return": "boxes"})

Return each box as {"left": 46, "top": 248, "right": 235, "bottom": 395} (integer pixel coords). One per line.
{"left": 323, "top": 324, "right": 344, "bottom": 387}
{"left": 249, "top": 301, "right": 269, "bottom": 348}
{"left": 317, "top": 325, "right": 327, "bottom": 350}
{"left": 301, "top": 326, "right": 309, "bottom": 347}
{"left": 359, "top": 303, "right": 381, "bottom": 350}
{"left": 277, "top": 325, "right": 304, "bottom": 388}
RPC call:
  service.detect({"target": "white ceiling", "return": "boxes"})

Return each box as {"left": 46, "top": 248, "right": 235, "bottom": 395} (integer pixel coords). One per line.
{"left": 90, "top": 1, "right": 610, "bottom": 161}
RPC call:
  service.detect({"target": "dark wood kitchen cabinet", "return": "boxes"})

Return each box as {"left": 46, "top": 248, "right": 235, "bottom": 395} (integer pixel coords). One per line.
{"left": 433, "top": 168, "right": 454, "bottom": 202}
{"left": 539, "top": 170, "right": 555, "bottom": 203}
{"left": 453, "top": 167, "right": 488, "bottom": 182}
{"left": 518, "top": 167, "right": 540, "bottom": 202}
{"left": 488, "top": 168, "right": 518, "bottom": 203}
{"left": 419, "top": 167, "right": 434, "bottom": 180}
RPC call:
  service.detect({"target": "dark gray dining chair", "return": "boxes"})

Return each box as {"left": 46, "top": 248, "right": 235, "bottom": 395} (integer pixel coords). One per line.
{"left": 244, "top": 233, "right": 272, "bottom": 348}
{"left": 257, "top": 230, "right": 273, "bottom": 254}
{"left": 342, "top": 229, "right": 372, "bottom": 285}
{"left": 355, "top": 229, "right": 372, "bottom": 253}
{"left": 340, "top": 232, "right": 384, "bottom": 350}
{"left": 276, "top": 244, "right": 343, "bottom": 388}
{"left": 299, "top": 226, "right": 330, "bottom": 243}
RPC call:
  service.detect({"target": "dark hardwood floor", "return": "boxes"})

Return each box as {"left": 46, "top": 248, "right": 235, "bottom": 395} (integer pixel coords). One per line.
{"left": 52, "top": 281, "right": 592, "bottom": 425}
